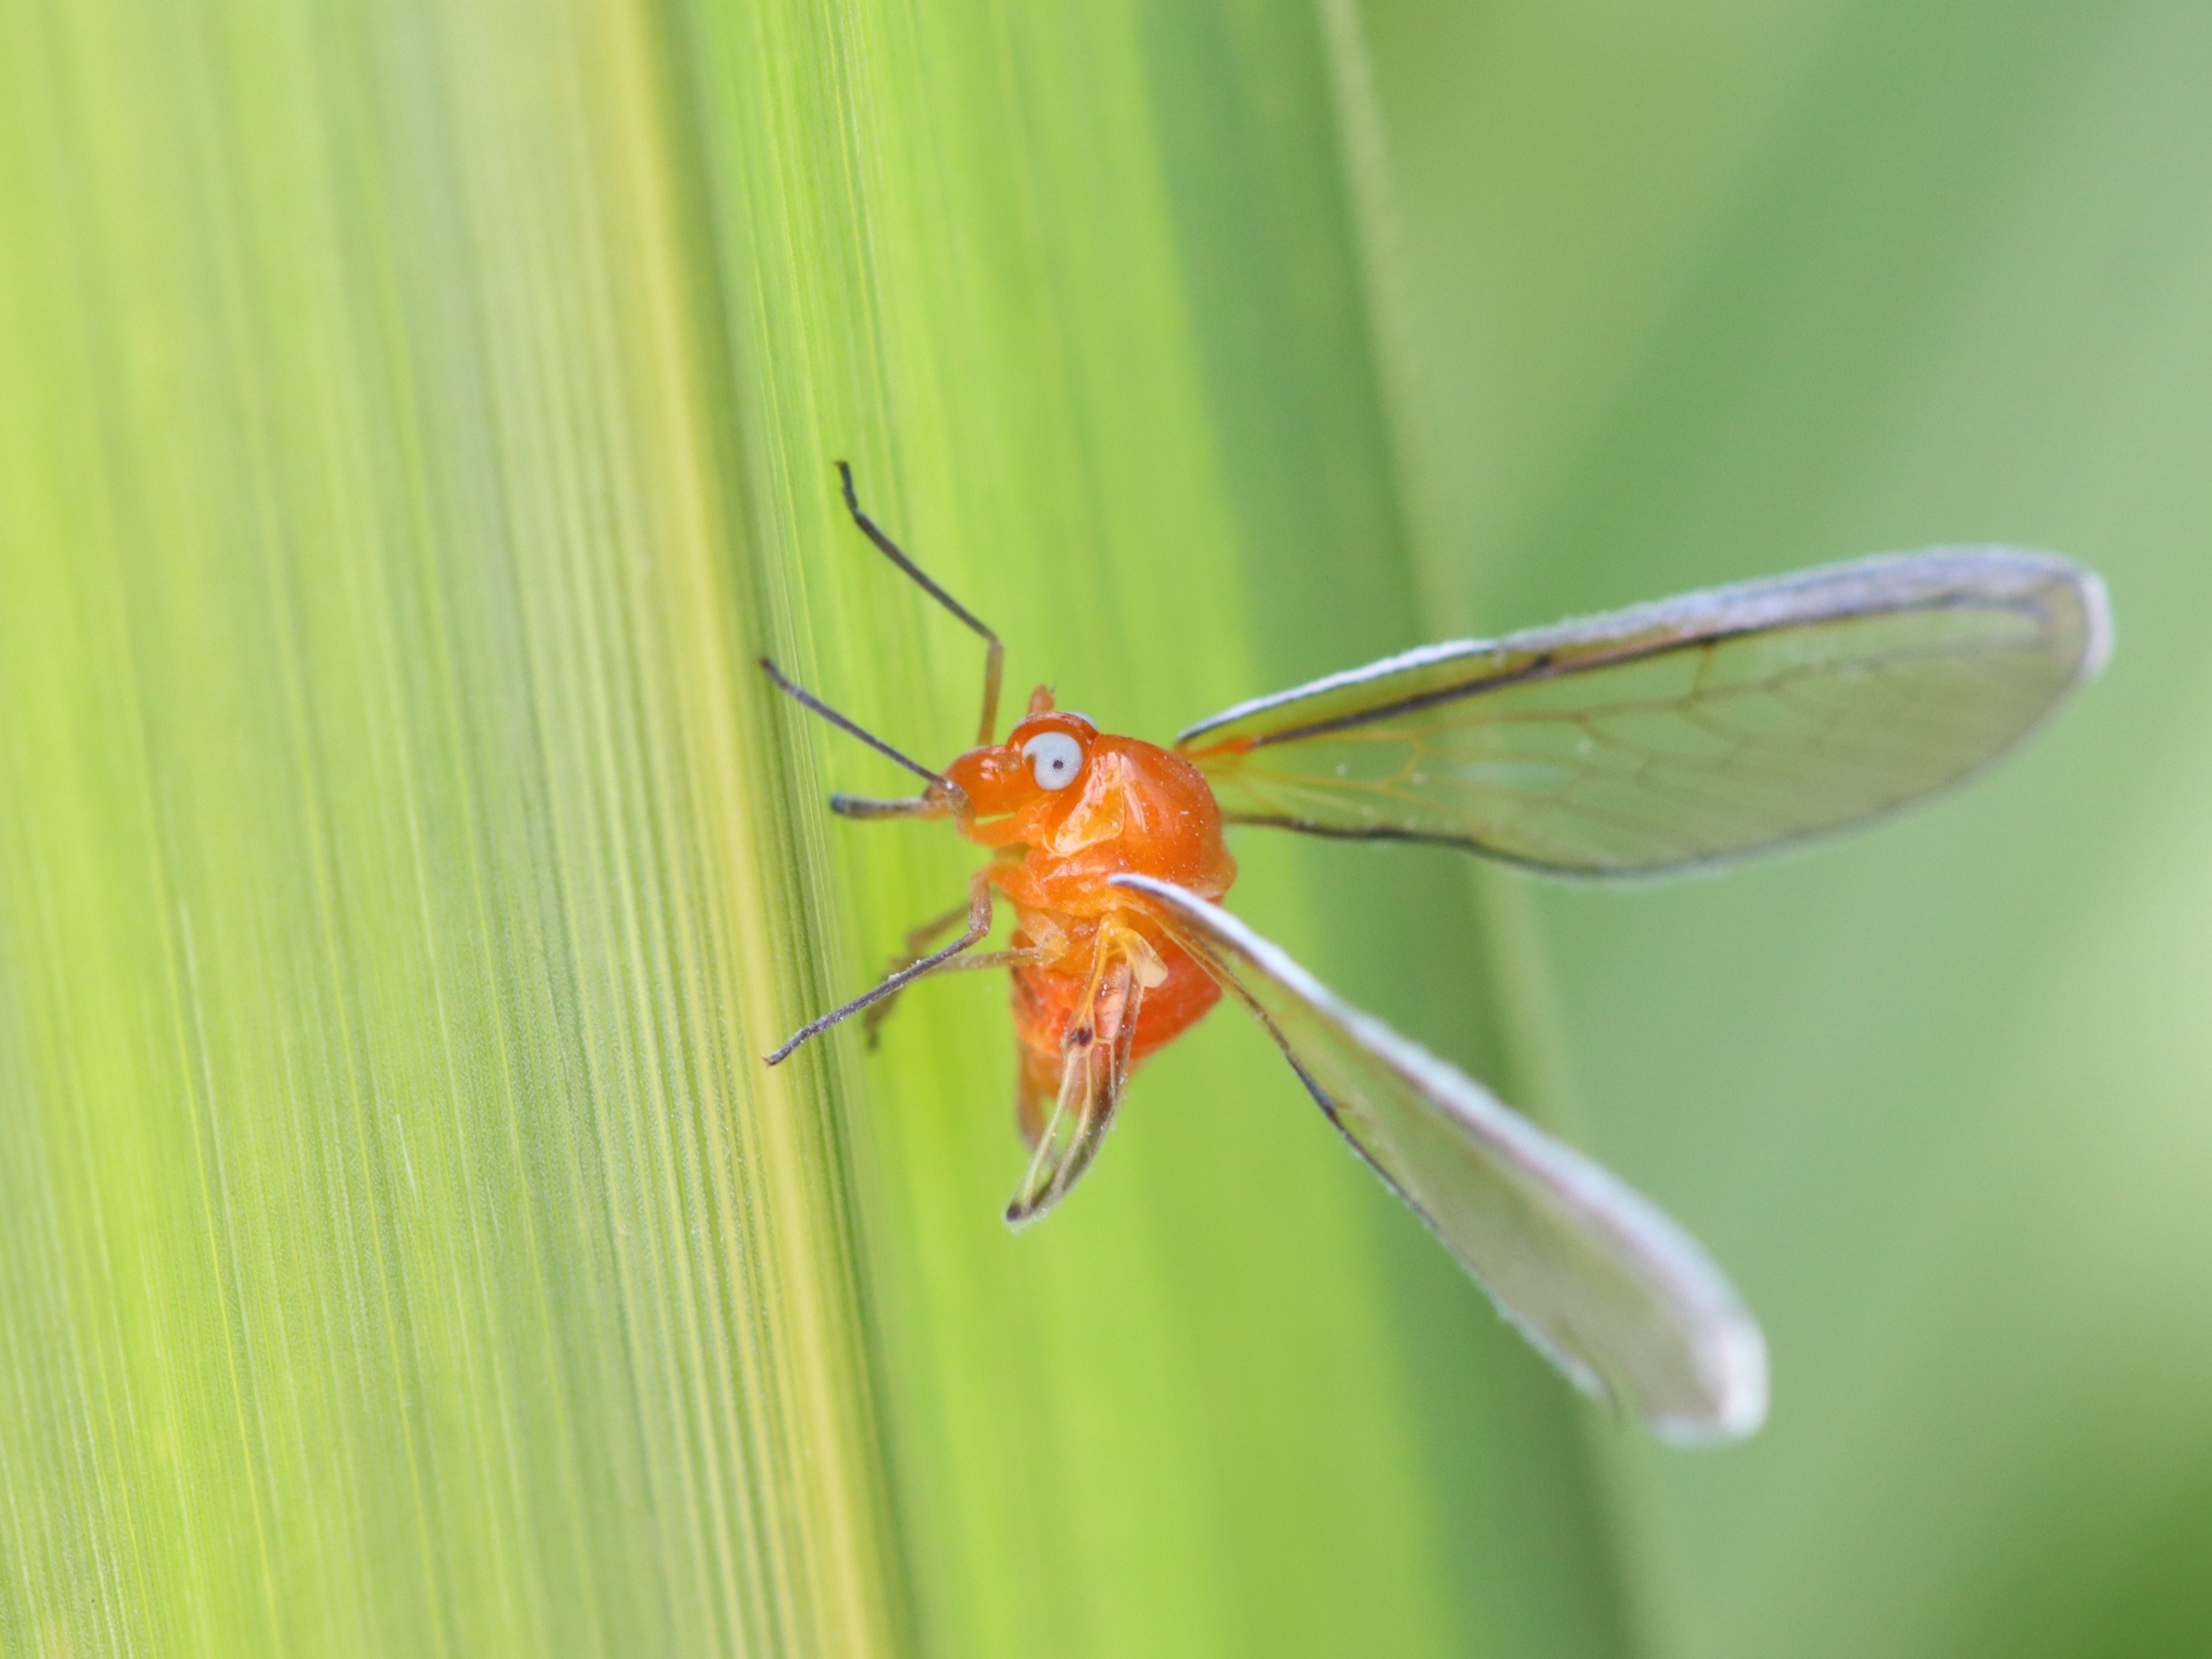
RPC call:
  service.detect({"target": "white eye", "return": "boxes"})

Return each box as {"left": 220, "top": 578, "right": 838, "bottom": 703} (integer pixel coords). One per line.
{"left": 1022, "top": 730, "right": 1086, "bottom": 791}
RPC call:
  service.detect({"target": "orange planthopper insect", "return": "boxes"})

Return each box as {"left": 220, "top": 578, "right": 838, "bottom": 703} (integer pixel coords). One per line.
{"left": 763, "top": 463, "right": 2110, "bottom": 1444}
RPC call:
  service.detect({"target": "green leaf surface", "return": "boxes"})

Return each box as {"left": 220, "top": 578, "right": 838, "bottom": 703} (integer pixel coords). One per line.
{"left": 0, "top": 2, "right": 1644, "bottom": 1656}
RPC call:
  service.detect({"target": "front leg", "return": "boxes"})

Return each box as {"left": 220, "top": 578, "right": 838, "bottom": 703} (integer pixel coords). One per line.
{"left": 863, "top": 904, "right": 1065, "bottom": 1046}
{"left": 765, "top": 869, "right": 996, "bottom": 1065}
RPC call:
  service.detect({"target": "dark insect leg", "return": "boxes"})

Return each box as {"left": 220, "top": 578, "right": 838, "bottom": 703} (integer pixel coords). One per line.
{"left": 765, "top": 872, "right": 992, "bottom": 1065}
{"left": 837, "top": 461, "right": 1005, "bottom": 745}
{"left": 860, "top": 899, "right": 974, "bottom": 1046}
{"left": 864, "top": 905, "right": 1060, "bottom": 1045}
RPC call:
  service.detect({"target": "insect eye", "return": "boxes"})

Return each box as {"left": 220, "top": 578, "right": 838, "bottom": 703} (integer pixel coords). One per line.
{"left": 1022, "top": 731, "right": 1085, "bottom": 791}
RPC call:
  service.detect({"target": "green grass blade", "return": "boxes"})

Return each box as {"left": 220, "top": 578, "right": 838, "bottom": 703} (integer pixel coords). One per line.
{"left": 691, "top": 3, "right": 1647, "bottom": 1650}
{"left": 0, "top": 1, "right": 1658, "bottom": 1655}
{"left": 0, "top": 3, "right": 903, "bottom": 1653}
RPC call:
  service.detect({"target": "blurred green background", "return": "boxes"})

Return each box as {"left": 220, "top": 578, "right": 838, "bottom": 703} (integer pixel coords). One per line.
{"left": 1361, "top": 3, "right": 2212, "bottom": 1654}
{"left": 1, "top": 0, "right": 2205, "bottom": 1656}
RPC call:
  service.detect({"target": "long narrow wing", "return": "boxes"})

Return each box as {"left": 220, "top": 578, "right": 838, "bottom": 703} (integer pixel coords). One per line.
{"left": 1003, "top": 928, "right": 1153, "bottom": 1227}
{"left": 1111, "top": 873, "right": 1765, "bottom": 1443}
{"left": 1177, "top": 548, "right": 2109, "bottom": 876}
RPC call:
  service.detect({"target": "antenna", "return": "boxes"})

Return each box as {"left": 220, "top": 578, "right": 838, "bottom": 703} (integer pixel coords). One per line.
{"left": 837, "top": 461, "right": 1005, "bottom": 745}
{"left": 758, "top": 658, "right": 947, "bottom": 790}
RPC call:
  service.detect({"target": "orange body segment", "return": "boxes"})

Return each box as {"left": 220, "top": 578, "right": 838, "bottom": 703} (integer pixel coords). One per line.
{"left": 944, "top": 689, "right": 1235, "bottom": 1136}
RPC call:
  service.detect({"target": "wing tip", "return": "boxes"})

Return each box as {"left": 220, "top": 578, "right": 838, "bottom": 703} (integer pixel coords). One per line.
{"left": 2074, "top": 564, "right": 2115, "bottom": 683}
{"left": 1956, "top": 544, "right": 2111, "bottom": 684}
{"left": 1651, "top": 1310, "right": 1771, "bottom": 1447}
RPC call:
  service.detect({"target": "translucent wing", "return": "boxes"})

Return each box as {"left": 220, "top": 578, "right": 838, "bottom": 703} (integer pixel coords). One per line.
{"left": 1177, "top": 548, "right": 2109, "bottom": 876}
{"left": 1003, "top": 926, "right": 1156, "bottom": 1227}
{"left": 1111, "top": 873, "right": 1766, "bottom": 1443}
